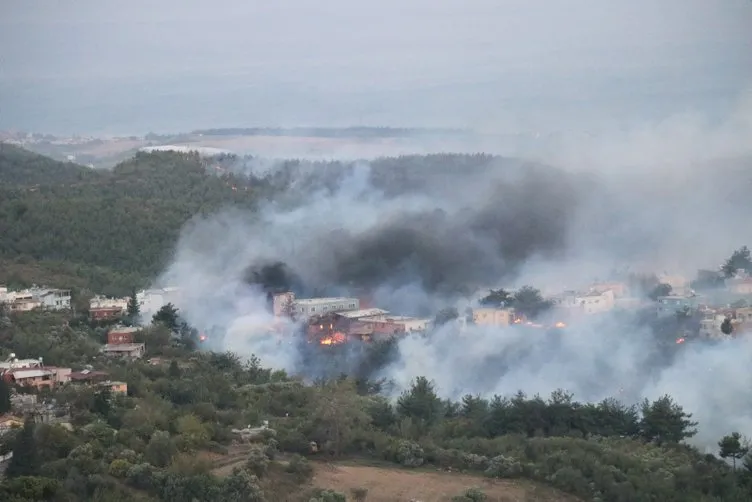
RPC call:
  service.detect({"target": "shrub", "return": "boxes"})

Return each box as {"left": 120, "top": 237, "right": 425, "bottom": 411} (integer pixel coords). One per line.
{"left": 108, "top": 459, "right": 131, "bottom": 478}
{"left": 125, "top": 462, "right": 157, "bottom": 491}
{"left": 351, "top": 486, "right": 369, "bottom": 501}
{"left": 484, "top": 455, "right": 523, "bottom": 478}
{"left": 451, "top": 487, "right": 488, "bottom": 502}
{"left": 309, "top": 488, "right": 347, "bottom": 502}
{"left": 396, "top": 440, "right": 424, "bottom": 467}
{"left": 285, "top": 454, "right": 314, "bottom": 482}
{"left": 246, "top": 445, "right": 270, "bottom": 478}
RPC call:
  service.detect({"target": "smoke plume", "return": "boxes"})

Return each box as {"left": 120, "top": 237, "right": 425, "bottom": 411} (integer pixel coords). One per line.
{"left": 150, "top": 99, "right": 752, "bottom": 450}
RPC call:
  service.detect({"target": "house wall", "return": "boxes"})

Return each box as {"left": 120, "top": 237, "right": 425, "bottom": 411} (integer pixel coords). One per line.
{"left": 39, "top": 290, "right": 71, "bottom": 310}
{"left": 273, "top": 292, "right": 295, "bottom": 317}
{"left": 107, "top": 330, "right": 136, "bottom": 344}
{"left": 294, "top": 298, "right": 359, "bottom": 317}
{"left": 91, "top": 307, "right": 124, "bottom": 320}
{"left": 472, "top": 308, "right": 513, "bottom": 326}
{"left": 576, "top": 290, "right": 615, "bottom": 314}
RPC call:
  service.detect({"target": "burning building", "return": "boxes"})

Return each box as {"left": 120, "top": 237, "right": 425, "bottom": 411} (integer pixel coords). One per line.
{"left": 307, "top": 308, "right": 429, "bottom": 345}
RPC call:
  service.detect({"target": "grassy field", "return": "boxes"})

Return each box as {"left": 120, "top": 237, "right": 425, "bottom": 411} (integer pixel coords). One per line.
{"left": 211, "top": 454, "right": 579, "bottom": 502}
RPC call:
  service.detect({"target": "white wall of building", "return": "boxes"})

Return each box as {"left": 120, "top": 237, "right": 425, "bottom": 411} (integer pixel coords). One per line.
{"left": 90, "top": 296, "right": 129, "bottom": 310}
{"left": 575, "top": 289, "right": 615, "bottom": 315}
{"left": 293, "top": 297, "right": 359, "bottom": 317}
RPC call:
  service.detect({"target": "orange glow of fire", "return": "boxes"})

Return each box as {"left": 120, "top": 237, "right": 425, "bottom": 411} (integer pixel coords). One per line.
{"left": 676, "top": 337, "right": 685, "bottom": 344}
{"left": 199, "top": 334, "right": 207, "bottom": 342}
{"left": 513, "top": 319, "right": 522, "bottom": 324}
{"left": 555, "top": 321, "right": 566, "bottom": 328}
{"left": 319, "top": 333, "right": 346, "bottom": 346}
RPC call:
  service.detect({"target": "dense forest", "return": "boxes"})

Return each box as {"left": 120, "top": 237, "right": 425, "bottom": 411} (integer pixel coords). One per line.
{"left": 0, "top": 145, "right": 259, "bottom": 295}
{"left": 0, "top": 145, "right": 536, "bottom": 296}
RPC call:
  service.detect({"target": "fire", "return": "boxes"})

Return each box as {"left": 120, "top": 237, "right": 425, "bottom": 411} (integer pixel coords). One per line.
{"left": 319, "top": 332, "right": 346, "bottom": 346}
{"left": 555, "top": 321, "right": 566, "bottom": 329}
{"left": 675, "top": 337, "right": 686, "bottom": 344}
{"left": 199, "top": 334, "right": 207, "bottom": 342}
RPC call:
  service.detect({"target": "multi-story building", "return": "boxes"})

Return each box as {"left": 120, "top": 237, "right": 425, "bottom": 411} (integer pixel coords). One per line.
{"left": 102, "top": 326, "right": 145, "bottom": 359}
{"left": 33, "top": 288, "right": 72, "bottom": 310}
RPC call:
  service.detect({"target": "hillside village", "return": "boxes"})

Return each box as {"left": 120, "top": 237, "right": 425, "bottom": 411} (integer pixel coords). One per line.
{"left": 1, "top": 264, "right": 750, "bottom": 410}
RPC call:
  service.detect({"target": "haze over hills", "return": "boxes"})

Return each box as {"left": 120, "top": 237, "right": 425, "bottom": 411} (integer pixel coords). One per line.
{"left": 3, "top": 1, "right": 752, "bottom": 501}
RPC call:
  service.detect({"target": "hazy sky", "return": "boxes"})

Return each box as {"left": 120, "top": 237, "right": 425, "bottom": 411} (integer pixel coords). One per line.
{"left": 1, "top": 0, "right": 751, "bottom": 134}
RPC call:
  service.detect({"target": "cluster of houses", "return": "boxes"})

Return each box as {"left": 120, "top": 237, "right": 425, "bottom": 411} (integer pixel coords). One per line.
{"left": 464, "top": 271, "right": 752, "bottom": 340}
{"left": 0, "top": 286, "right": 72, "bottom": 312}
{"left": 0, "top": 352, "right": 131, "bottom": 435}
{"left": 271, "top": 292, "right": 431, "bottom": 345}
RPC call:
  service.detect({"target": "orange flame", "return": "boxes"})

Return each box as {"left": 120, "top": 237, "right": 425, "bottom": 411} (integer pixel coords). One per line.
{"left": 676, "top": 337, "right": 685, "bottom": 344}
{"left": 199, "top": 334, "right": 207, "bottom": 342}
{"left": 319, "top": 332, "right": 346, "bottom": 346}
{"left": 555, "top": 321, "right": 566, "bottom": 328}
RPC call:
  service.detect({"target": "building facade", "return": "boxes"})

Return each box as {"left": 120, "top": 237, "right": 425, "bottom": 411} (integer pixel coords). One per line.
{"left": 472, "top": 308, "right": 514, "bottom": 327}
{"left": 293, "top": 297, "right": 359, "bottom": 318}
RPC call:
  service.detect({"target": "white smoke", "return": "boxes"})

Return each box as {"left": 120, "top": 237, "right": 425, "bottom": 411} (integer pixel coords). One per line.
{"left": 148, "top": 94, "right": 752, "bottom": 450}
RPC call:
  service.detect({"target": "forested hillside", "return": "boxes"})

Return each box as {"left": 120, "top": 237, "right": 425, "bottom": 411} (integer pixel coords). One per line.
{"left": 0, "top": 146, "right": 257, "bottom": 294}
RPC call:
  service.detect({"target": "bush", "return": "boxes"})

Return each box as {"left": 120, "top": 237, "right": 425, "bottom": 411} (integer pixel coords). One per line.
{"left": 484, "top": 455, "right": 522, "bottom": 478}
{"left": 246, "top": 445, "right": 270, "bottom": 478}
{"left": 108, "top": 459, "right": 132, "bottom": 478}
{"left": 125, "top": 462, "right": 157, "bottom": 491}
{"left": 451, "top": 487, "right": 488, "bottom": 502}
{"left": 310, "top": 488, "right": 347, "bottom": 502}
{"left": 285, "top": 454, "right": 314, "bottom": 482}
{"left": 351, "top": 486, "right": 369, "bottom": 501}
{"left": 396, "top": 440, "right": 424, "bottom": 467}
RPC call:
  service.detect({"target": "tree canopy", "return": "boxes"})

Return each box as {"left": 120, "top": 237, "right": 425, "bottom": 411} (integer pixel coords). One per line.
{"left": 723, "top": 246, "right": 752, "bottom": 278}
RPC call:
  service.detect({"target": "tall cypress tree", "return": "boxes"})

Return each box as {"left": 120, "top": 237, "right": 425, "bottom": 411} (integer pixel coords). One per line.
{"left": 0, "top": 377, "right": 11, "bottom": 414}
{"left": 5, "top": 417, "right": 40, "bottom": 477}
{"left": 126, "top": 288, "right": 140, "bottom": 318}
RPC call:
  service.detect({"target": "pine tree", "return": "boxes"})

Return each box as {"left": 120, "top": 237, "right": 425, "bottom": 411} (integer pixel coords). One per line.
{"left": 0, "top": 377, "right": 11, "bottom": 414}
{"left": 5, "top": 418, "right": 40, "bottom": 477}
{"left": 719, "top": 432, "right": 749, "bottom": 470}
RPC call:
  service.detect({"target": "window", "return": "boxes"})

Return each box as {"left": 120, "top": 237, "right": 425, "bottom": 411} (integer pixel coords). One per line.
{"left": 311, "top": 307, "right": 315, "bottom": 312}
{"left": 323, "top": 306, "right": 328, "bottom": 311}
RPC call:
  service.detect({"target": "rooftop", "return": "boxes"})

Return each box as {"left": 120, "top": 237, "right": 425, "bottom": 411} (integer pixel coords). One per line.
{"left": 9, "top": 368, "right": 55, "bottom": 379}
{"left": 336, "top": 308, "right": 389, "bottom": 319}
{"left": 102, "top": 343, "right": 145, "bottom": 352}
{"left": 294, "top": 297, "right": 357, "bottom": 305}
{"left": 108, "top": 326, "right": 140, "bottom": 333}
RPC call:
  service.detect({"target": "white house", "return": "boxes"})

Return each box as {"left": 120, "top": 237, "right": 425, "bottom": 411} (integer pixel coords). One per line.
{"left": 553, "top": 289, "right": 615, "bottom": 315}
{"left": 32, "top": 288, "right": 72, "bottom": 310}
{"left": 136, "top": 287, "right": 180, "bottom": 314}
{"left": 90, "top": 295, "right": 129, "bottom": 311}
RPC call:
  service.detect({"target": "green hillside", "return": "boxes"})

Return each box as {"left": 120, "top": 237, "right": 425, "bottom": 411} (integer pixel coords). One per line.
{"left": 0, "top": 146, "right": 256, "bottom": 294}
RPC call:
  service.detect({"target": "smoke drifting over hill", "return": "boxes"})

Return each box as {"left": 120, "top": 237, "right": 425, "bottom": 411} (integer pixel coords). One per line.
{"left": 150, "top": 98, "right": 752, "bottom": 450}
